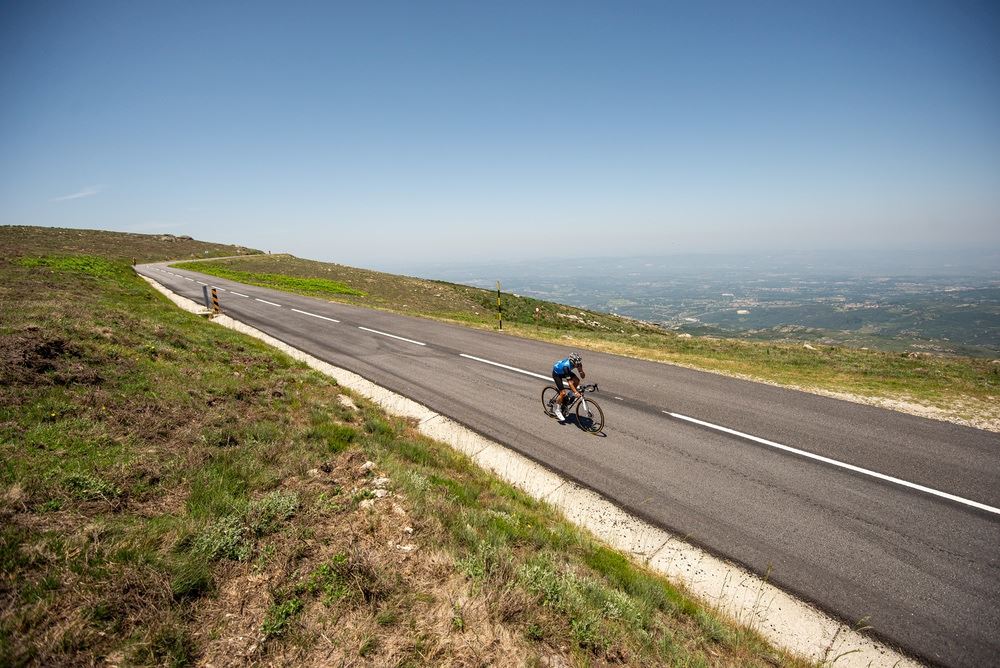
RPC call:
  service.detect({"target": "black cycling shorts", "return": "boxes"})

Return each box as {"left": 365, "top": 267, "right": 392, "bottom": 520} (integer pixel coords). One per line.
{"left": 553, "top": 372, "right": 575, "bottom": 391}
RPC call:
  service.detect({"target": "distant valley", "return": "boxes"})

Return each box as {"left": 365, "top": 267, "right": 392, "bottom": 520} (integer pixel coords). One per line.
{"left": 386, "top": 250, "right": 1000, "bottom": 357}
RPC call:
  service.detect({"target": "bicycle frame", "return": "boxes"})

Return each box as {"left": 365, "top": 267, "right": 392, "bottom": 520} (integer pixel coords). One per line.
{"left": 566, "top": 384, "right": 596, "bottom": 411}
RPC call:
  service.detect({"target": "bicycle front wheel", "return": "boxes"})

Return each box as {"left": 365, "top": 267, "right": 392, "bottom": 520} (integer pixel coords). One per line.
{"left": 541, "top": 386, "right": 560, "bottom": 416}
{"left": 576, "top": 397, "right": 604, "bottom": 433}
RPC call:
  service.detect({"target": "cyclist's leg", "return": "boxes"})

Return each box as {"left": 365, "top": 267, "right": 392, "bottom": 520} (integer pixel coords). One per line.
{"left": 552, "top": 373, "right": 565, "bottom": 405}
{"left": 551, "top": 374, "right": 566, "bottom": 417}
{"left": 565, "top": 374, "right": 580, "bottom": 405}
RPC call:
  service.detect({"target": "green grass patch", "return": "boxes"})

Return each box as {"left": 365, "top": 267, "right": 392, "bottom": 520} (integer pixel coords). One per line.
{"left": 191, "top": 490, "right": 299, "bottom": 561}
{"left": 17, "top": 255, "right": 129, "bottom": 279}
{"left": 172, "top": 261, "right": 366, "bottom": 298}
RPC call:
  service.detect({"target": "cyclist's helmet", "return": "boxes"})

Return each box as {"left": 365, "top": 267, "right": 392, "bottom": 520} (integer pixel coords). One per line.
{"left": 568, "top": 352, "right": 582, "bottom": 365}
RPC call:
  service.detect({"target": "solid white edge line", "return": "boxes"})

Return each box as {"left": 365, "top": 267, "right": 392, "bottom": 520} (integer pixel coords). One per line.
{"left": 460, "top": 354, "right": 551, "bottom": 381}
{"left": 358, "top": 326, "right": 425, "bottom": 346}
{"left": 667, "top": 411, "right": 1000, "bottom": 516}
{"left": 255, "top": 298, "right": 281, "bottom": 307}
{"left": 230, "top": 292, "right": 249, "bottom": 298}
{"left": 291, "top": 308, "right": 340, "bottom": 323}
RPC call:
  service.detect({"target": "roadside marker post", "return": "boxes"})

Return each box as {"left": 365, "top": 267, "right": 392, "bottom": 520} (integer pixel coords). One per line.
{"left": 211, "top": 288, "right": 221, "bottom": 315}
{"left": 202, "top": 285, "right": 211, "bottom": 310}
{"left": 496, "top": 281, "right": 503, "bottom": 331}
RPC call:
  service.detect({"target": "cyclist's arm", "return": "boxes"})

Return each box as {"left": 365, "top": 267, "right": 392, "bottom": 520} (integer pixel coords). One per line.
{"left": 578, "top": 364, "right": 586, "bottom": 379}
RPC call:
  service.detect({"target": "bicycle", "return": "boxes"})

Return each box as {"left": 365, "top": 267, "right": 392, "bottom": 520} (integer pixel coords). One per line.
{"left": 541, "top": 383, "right": 605, "bottom": 434}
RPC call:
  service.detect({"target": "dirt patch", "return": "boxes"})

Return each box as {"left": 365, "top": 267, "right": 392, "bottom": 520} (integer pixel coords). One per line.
{"left": 0, "top": 329, "right": 91, "bottom": 385}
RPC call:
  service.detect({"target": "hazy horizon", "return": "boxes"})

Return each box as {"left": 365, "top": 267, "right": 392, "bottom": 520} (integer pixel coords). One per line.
{"left": 377, "top": 247, "right": 1000, "bottom": 278}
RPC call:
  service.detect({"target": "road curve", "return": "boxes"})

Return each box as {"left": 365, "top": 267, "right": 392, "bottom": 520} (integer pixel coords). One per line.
{"left": 137, "top": 263, "right": 1000, "bottom": 667}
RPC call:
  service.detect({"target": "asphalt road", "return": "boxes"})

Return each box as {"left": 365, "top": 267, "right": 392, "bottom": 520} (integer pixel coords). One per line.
{"left": 138, "top": 263, "right": 1000, "bottom": 667}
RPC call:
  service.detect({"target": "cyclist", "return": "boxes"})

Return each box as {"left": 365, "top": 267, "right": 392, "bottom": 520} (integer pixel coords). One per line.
{"left": 549, "top": 352, "right": 585, "bottom": 421}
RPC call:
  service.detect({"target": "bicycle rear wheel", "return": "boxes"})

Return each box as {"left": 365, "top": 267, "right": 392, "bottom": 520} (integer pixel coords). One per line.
{"left": 541, "top": 386, "right": 560, "bottom": 416}
{"left": 576, "top": 397, "right": 604, "bottom": 433}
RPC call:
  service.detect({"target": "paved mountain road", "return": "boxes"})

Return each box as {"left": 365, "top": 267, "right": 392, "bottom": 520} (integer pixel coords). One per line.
{"left": 138, "top": 263, "right": 1000, "bottom": 667}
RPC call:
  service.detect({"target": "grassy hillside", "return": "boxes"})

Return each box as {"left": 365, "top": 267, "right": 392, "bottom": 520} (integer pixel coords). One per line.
{"left": 1, "top": 229, "right": 812, "bottom": 664}
{"left": 2, "top": 225, "right": 262, "bottom": 263}
{"left": 175, "top": 253, "right": 1000, "bottom": 431}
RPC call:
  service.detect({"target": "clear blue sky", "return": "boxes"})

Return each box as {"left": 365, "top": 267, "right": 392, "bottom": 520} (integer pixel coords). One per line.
{"left": 2, "top": 1, "right": 998, "bottom": 268}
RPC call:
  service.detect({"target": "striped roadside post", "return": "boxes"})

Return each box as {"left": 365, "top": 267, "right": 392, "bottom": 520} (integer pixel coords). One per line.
{"left": 496, "top": 281, "right": 503, "bottom": 331}
{"left": 211, "top": 288, "right": 221, "bottom": 314}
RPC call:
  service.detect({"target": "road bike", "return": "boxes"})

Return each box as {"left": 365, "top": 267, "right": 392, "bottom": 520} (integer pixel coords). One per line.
{"left": 541, "top": 383, "right": 604, "bottom": 434}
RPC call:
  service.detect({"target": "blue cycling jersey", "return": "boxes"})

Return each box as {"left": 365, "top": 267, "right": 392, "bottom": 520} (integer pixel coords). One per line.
{"left": 553, "top": 358, "right": 576, "bottom": 377}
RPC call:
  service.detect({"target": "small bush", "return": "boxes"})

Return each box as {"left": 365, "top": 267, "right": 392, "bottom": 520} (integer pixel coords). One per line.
{"left": 192, "top": 491, "right": 299, "bottom": 562}
{"left": 192, "top": 515, "right": 251, "bottom": 561}
{"left": 261, "top": 598, "right": 303, "bottom": 639}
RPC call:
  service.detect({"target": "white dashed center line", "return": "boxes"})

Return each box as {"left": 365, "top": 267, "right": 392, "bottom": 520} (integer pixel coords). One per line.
{"left": 667, "top": 411, "right": 1000, "bottom": 516}
{"left": 358, "top": 326, "right": 425, "bottom": 346}
{"left": 196, "top": 281, "right": 208, "bottom": 285}
{"left": 255, "top": 298, "right": 281, "bottom": 307}
{"left": 291, "top": 308, "right": 340, "bottom": 323}
{"left": 231, "top": 292, "right": 249, "bottom": 298}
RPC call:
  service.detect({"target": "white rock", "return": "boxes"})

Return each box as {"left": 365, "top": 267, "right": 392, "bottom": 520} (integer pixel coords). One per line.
{"left": 337, "top": 395, "right": 359, "bottom": 411}
{"left": 372, "top": 489, "right": 389, "bottom": 498}
{"left": 359, "top": 461, "right": 375, "bottom": 474}
{"left": 359, "top": 499, "right": 376, "bottom": 510}
{"left": 372, "top": 476, "right": 391, "bottom": 488}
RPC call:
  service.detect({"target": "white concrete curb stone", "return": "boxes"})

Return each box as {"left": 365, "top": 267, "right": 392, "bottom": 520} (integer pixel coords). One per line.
{"left": 140, "top": 273, "right": 921, "bottom": 667}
